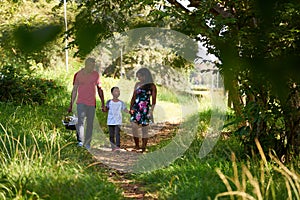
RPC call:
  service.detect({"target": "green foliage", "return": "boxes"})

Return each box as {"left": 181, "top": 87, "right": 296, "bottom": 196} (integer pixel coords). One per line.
{"left": 0, "top": 60, "right": 298, "bottom": 199}
{"left": 13, "top": 24, "right": 63, "bottom": 54}
{"left": 0, "top": 1, "right": 299, "bottom": 198}
{"left": 0, "top": 175, "right": 14, "bottom": 200}
{"left": 0, "top": 64, "right": 123, "bottom": 199}
{"left": 156, "top": 86, "right": 180, "bottom": 103}
{"left": 0, "top": 122, "right": 122, "bottom": 199}
{"left": 225, "top": 81, "right": 287, "bottom": 156}
{"left": 194, "top": 0, "right": 300, "bottom": 159}
{"left": 0, "top": 65, "right": 65, "bottom": 105}
{"left": 132, "top": 134, "right": 299, "bottom": 199}
{"left": 0, "top": 0, "right": 65, "bottom": 69}
{"left": 215, "top": 142, "right": 300, "bottom": 200}
{"left": 67, "top": 1, "right": 128, "bottom": 58}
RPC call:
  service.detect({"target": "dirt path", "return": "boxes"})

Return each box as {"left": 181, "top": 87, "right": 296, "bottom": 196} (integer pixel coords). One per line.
{"left": 90, "top": 122, "right": 180, "bottom": 199}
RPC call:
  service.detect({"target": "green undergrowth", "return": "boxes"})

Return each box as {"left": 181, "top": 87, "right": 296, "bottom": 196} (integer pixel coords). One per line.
{"left": 0, "top": 101, "right": 123, "bottom": 199}
{"left": 125, "top": 110, "right": 299, "bottom": 200}
{"left": 0, "top": 62, "right": 299, "bottom": 199}
{"left": 0, "top": 63, "right": 124, "bottom": 199}
{"left": 131, "top": 130, "right": 300, "bottom": 200}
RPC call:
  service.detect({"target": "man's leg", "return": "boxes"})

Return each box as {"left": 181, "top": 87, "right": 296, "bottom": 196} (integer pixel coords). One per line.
{"left": 84, "top": 105, "right": 95, "bottom": 149}
{"left": 76, "top": 104, "right": 86, "bottom": 146}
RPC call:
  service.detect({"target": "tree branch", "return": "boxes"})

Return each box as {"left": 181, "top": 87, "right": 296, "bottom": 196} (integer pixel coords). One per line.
{"left": 211, "top": 4, "right": 234, "bottom": 18}
{"left": 166, "top": 0, "right": 191, "bottom": 13}
{"left": 187, "top": 0, "right": 235, "bottom": 18}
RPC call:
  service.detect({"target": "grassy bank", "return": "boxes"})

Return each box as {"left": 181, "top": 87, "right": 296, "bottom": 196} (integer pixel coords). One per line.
{"left": 0, "top": 103, "right": 123, "bottom": 199}
{"left": 0, "top": 62, "right": 299, "bottom": 199}
{"left": 0, "top": 63, "right": 124, "bottom": 199}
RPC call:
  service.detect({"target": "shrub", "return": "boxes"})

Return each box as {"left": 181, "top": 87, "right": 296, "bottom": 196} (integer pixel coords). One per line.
{"left": 0, "top": 65, "right": 64, "bottom": 105}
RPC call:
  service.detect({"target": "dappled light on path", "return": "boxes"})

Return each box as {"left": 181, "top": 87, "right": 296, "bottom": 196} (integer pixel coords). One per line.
{"left": 91, "top": 122, "right": 179, "bottom": 173}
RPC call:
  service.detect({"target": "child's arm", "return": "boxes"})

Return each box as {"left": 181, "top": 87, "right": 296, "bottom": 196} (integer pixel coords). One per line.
{"left": 103, "top": 106, "right": 108, "bottom": 112}
{"left": 124, "top": 107, "right": 130, "bottom": 114}
{"left": 103, "top": 100, "right": 110, "bottom": 112}
{"left": 121, "top": 101, "right": 130, "bottom": 114}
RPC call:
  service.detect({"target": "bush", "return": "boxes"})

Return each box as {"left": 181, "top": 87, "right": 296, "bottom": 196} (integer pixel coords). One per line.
{"left": 0, "top": 65, "right": 64, "bottom": 105}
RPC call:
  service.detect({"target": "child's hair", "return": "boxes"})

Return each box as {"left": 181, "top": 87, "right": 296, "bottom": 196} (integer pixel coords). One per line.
{"left": 111, "top": 86, "right": 119, "bottom": 93}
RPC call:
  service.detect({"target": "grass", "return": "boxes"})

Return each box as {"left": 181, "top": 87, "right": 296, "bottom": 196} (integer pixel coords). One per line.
{"left": 124, "top": 108, "right": 299, "bottom": 199}
{"left": 0, "top": 61, "right": 299, "bottom": 199}
{"left": 214, "top": 139, "right": 300, "bottom": 200}
{"left": 0, "top": 64, "right": 123, "bottom": 199}
{"left": 0, "top": 105, "right": 123, "bottom": 199}
{"left": 130, "top": 134, "right": 300, "bottom": 200}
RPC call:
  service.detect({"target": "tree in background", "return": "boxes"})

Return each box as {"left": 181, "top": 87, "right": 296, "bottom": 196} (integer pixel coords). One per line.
{"left": 181, "top": 0, "right": 300, "bottom": 160}
{"left": 0, "top": 0, "right": 65, "bottom": 104}
{"left": 66, "top": 0, "right": 299, "bottom": 160}
{"left": 0, "top": 0, "right": 64, "bottom": 69}
{"left": 2, "top": 0, "right": 299, "bottom": 159}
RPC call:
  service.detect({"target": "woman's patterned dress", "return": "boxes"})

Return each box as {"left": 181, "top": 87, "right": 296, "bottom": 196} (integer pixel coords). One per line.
{"left": 130, "top": 84, "right": 153, "bottom": 126}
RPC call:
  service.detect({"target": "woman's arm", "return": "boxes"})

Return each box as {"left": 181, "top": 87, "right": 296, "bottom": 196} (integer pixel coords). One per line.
{"left": 151, "top": 83, "right": 157, "bottom": 111}
{"left": 130, "top": 82, "right": 139, "bottom": 113}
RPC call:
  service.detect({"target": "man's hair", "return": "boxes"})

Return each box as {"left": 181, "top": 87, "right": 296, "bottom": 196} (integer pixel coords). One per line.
{"left": 85, "top": 57, "right": 96, "bottom": 65}
{"left": 111, "top": 86, "right": 119, "bottom": 93}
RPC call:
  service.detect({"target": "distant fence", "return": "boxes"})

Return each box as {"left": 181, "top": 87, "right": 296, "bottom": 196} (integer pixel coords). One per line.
{"left": 189, "top": 68, "right": 223, "bottom": 97}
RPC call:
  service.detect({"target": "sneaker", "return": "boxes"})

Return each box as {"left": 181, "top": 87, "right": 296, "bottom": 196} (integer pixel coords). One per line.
{"left": 112, "top": 147, "right": 120, "bottom": 152}
{"left": 77, "top": 142, "right": 83, "bottom": 147}
{"left": 85, "top": 144, "right": 90, "bottom": 150}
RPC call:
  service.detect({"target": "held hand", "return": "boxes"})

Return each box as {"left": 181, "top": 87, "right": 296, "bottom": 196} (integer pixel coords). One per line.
{"left": 101, "top": 105, "right": 107, "bottom": 112}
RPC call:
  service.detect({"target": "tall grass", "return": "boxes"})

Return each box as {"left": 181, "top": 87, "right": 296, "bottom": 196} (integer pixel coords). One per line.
{"left": 0, "top": 63, "right": 123, "bottom": 199}
{"left": 215, "top": 138, "right": 300, "bottom": 200}
{"left": 1, "top": 61, "right": 299, "bottom": 199}
{"left": 131, "top": 113, "right": 299, "bottom": 199}
{"left": 0, "top": 104, "right": 123, "bottom": 199}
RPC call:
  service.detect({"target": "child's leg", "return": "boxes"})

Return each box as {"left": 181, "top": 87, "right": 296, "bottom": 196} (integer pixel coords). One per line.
{"left": 108, "top": 125, "right": 115, "bottom": 148}
{"left": 115, "top": 125, "right": 121, "bottom": 148}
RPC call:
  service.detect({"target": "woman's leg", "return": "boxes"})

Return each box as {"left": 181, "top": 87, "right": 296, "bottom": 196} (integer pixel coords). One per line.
{"left": 141, "top": 126, "right": 149, "bottom": 152}
{"left": 131, "top": 122, "right": 140, "bottom": 149}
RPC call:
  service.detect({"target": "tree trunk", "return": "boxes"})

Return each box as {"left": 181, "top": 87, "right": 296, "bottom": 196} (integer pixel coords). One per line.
{"left": 227, "top": 80, "right": 243, "bottom": 116}
{"left": 285, "top": 85, "right": 300, "bottom": 160}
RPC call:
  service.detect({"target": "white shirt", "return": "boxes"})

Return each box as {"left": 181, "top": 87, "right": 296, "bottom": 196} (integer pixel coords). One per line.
{"left": 106, "top": 100, "right": 127, "bottom": 125}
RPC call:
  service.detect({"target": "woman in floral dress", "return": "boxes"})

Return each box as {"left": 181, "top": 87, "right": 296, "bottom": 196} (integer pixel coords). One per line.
{"left": 130, "top": 68, "right": 157, "bottom": 152}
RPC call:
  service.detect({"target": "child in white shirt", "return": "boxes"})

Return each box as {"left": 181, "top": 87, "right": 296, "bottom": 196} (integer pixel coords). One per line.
{"left": 105, "top": 87, "right": 129, "bottom": 151}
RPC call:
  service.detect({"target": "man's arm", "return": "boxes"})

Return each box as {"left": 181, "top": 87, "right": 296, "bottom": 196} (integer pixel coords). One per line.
{"left": 68, "top": 84, "right": 79, "bottom": 113}
{"left": 97, "top": 85, "right": 105, "bottom": 111}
